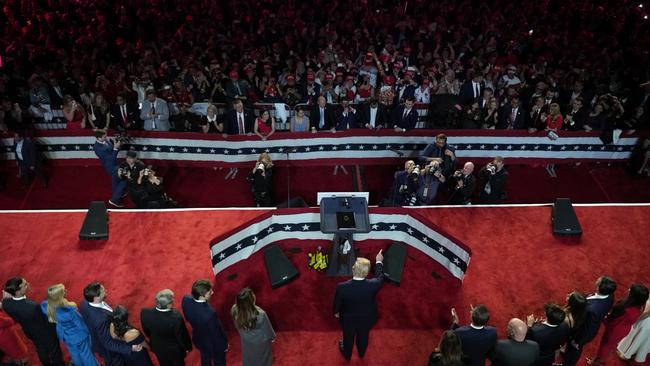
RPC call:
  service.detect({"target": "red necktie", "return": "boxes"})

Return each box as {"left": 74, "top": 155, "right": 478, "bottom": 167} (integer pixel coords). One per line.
{"left": 238, "top": 114, "right": 245, "bottom": 134}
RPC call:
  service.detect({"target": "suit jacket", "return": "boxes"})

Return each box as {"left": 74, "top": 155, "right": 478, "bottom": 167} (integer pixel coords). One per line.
{"left": 110, "top": 103, "right": 141, "bottom": 130}
{"left": 333, "top": 262, "right": 384, "bottom": 325}
{"left": 574, "top": 295, "right": 614, "bottom": 346}
{"left": 335, "top": 109, "right": 358, "bottom": 130}
{"left": 79, "top": 301, "right": 131, "bottom": 363}
{"left": 14, "top": 138, "right": 38, "bottom": 168}
{"left": 452, "top": 325, "right": 497, "bottom": 366}
{"left": 491, "top": 338, "right": 540, "bottom": 366}
{"left": 526, "top": 322, "right": 571, "bottom": 366}
{"left": 309, "top": 104, "right": 336, "bottom": 131}
{"left": 2, "top": 297, "right": 59, "bottom": 346}
{"left": 181, "top": 296, "right": 228, "bottom": 354}
{"left": 497, "top": 105, "right": 527, "bottom": 129}
{"left": 140, "top": 308, "right": 192, "bottom": 362}
{"left": 224, "top": 109, "right": 255, "bottom": 135}
{"left": 140, "top": 98, "right": 170, "bottom": 131}
{"left": 395, "top": 84, "right": 417, "bottom": 103}
{"left": 94, "top": 140, "right": 120, "bottom": 175}
{"left": 358, "top": 104, "right": 390, "bottom": 129}
{"left": 459, "top": 81, "right": 484, "bottom": 106}
{"left": 392, "top": 105, "right": 419, "bottom": 131}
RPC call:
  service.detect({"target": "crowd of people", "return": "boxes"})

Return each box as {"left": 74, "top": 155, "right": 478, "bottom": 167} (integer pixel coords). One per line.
{"left": 1, "top": 277, "right": 275, "bottom": 366}
{"left": 428, "top": 276, "right": 650, "bottom": 366}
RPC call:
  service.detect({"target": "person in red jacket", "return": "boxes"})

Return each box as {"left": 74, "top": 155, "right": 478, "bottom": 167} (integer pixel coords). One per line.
{"left": 0, "top": 296, "right": 29, "bottom": 364}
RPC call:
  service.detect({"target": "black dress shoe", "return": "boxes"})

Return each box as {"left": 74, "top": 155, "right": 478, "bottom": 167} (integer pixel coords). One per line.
{"left": 338, "top": 340, "right": 350, "bottom": 360}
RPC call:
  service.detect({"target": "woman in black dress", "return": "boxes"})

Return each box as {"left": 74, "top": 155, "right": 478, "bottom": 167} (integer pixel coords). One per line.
{"left": 428, "top": 330, "right": 471, "bottom": 366}
{"left": 108, "top": 305, "right": 153, "bottom": 366}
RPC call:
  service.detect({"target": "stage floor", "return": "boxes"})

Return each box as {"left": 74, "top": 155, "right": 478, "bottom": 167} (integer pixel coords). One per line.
{"left": 1, "top": 205, "right": 649, "bottom": 365}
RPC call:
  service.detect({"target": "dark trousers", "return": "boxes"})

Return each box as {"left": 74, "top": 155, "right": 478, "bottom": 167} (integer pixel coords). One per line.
{"left": 154, "top": 351, "right": 185, "bottom": 366}
{"left": 199, "top": 349, "right": 226, "bottom": 366}
{"left": 34, "top": 338, "right": 66, "bottom": 366}
{"left": 562, "top": 343, "right": 583, "bottom": 366}
{"left": 19, "top": 163, "right": 48, "bottom": 186}
{"left": 109, "top": 170, "right": 127, "bottom": 203}
{"left": 341, "top": 320, "right": 372, "bottom": 359}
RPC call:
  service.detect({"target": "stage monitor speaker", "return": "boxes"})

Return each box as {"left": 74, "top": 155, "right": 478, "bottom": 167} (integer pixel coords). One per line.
{"left": 552, "top": 198, "right": 582, "bottom": 236}
{"left": 276, "top": 197, "right": 309, "bottom": 208}
{"left": 383, "top": 242, "right": 407, "bottom": 286}
{"left": 264, "top": 245, "right": 299, "bottom": 288}
{"left": 79, "top": 201, "right": 108, "bottom": 240}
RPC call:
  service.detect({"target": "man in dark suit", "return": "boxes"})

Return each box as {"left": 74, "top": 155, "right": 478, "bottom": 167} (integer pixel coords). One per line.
{"left": 448, "top": 162, "right": 476, "bottom": 205}
{"left": 563, "top": 276, "right": 617, "bottom": 366}
{"left": 392, "top": 97, "right": 419, "bottom": 131}
{"left": 497, "top": 97, "right": 527, "bottom": 129}
{"left": 3, "top": 277, "right": 65, "bottom": 366}
{"left": 79, "top": 282, "right": 140, "bottom": 365}
{"left": 492, "top": 318, "right": 540, "bottom": 366}
{"left": 94, "top": 129, "right": 127, "bottom": 207}
{"left": 451, "top": 304, "right": 497, "bottom": 366}
{"left": 358, "top": 98, "right": 389, "bottom": 130}
{"left": 141, "top": 289, "right": 192, "bottom": 366}
{"left": 110, "top": 93, "right": 141, "bottom": 131}
{"left": 224, "top": 98, "right": 254, "bottom": 135}
{"left": 14, "top": 131, "right": 48, "bottom": 187}
{"left": 309, "top": 95, "right": 336, "bottom": 132}
{"left": 526, "top": 303, "right": 570, "bottom": 366}
{"left": 335, "top": 99, "right": 358, "bottom": 130}
{"left": 181, "top": 280, "right": 228, "bottom": 366}
{"left": 459, "top": 74, "right": 484, "bottom": 106}
{"left": 333, "top": 250, "right": 385, "bottom": 360}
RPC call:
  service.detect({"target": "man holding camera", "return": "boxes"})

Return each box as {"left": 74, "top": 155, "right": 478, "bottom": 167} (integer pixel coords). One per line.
{"left": 118, "top": 151, "right": 146, "bottom": 208}
{"left": 479, "top": 156, "right": 508, "bottom": 204}
{"left": 448, "top": 162, "right": 476, "bottom": 205}
{"left": 94, "top": 130, "right": 127, "bottom": 207}
{"left": 390, "top": 160, "right": 421, "bottom": 206}
{"left": 417, "top": 161, "right": 446, "bottom": 205}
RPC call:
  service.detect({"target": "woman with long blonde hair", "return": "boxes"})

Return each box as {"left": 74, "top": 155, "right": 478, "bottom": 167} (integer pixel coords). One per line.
{"left": 40, "top": 284, "right": 99, "bottom": 365}
{"left": 231, "top": 288, "right": 276, "bottom": 366}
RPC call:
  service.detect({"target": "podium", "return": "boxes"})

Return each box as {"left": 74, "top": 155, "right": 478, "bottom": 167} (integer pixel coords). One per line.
{"left": 319, "top": 194, "right": 370, "bottom": 276}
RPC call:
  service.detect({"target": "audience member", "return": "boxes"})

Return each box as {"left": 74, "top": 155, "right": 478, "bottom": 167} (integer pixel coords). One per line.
{"left": 108, "top": 305, "right": 153, "bottom": 366}
{"left": 448, "top": 162, "right": 476, "bottom": 205}
{"left": 478, "top": 156, "right": 508, "bottom": 204}
{"left": 197, "top": 104, "right": 222, "bottom": 134}
{"left": 140, "top": 289, "right": 192, "bottom": 366}
{"left": 41, "top": 284, "right": 100, "bottom": 366}
{"left": 138, "top": 166, "right": 176, "bottom": 209}
{"left": 225, "top": 99, "right": 255, "bottom": 136}
{"left": 617, "top": 297, "right": 650, "bottom": 363}
{"left": 428, "top": 330, "right": 471, "bottom": 366}
{"left": 333, "top": 251, "right": 384, "bottom": 360}
{"left": 309, "top": 95, "right": 336, "bottom": 132}
{"left": 335, "top": 99, "right": 358, "bottom": 130}
{"left": 450, "top": 305, "right": 497, "bottom": 366}
{"left": 90, "top": 92, "right": 111, "bottom": 130}
{"left": 62, "top": 95, "right": 88, "bottom": 130}
{"left": 13, "top": 131, "right": 48, "bottom": 188}
{"left": 94, "top": 129, "right": 127, "bottom": 207}
{"left": 587, "top": 284, "right": 649, "bottom": 365}
{"left": 254, "top": 110, "right": 276, "bottom": 140}
{"left": 79, "top": 281, "right": 141, "bottom": 365}
{"left": 249, "top": 153, "right": 274, "bottom": 207}
{"left": 140, "top": 89, "right": 170, "bottom": 131}
{"left": 181, "top": 280, "right": 228, "bottom": 366}
{"left": 491, "top": 318, "right": 539, "bottom": 366}
{"left": 525, "top": 303, "right": 571, "bottom": 366}
{"left": 358, "top": 98, "right": 389, "bottom": 130}
{"left": 231, "top": 288, "right": 276, "bottom": 366}
{"left": 498, "top": 97, "right": 526, "bottom": 130}
{"left": 392, "top": 97, "right": 419, "bottom": 132}
{"left": 0, "top": 295, "right": 29, "bottom": 365}
{"left": 111, "top": 93, "right": 141, "bottom": 131}
{"left": 290, "top": 106, "right": 309, "bottom": 132}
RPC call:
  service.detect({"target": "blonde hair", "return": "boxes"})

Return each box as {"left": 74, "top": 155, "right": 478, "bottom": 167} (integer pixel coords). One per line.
{"left": 352, "top": 258, "right": 371, "bottom": 278}
{"left": 45, "top": 284, "right": 76, "bottom": 323}
{"left": 549, "top": 103, "right": 561, "bottom": 117}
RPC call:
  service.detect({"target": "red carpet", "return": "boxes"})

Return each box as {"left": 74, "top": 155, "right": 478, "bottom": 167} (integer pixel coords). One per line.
{"left": 1, "top": 206, "right": 649, "bottom": 365}
{"left": 0, "top": 162, "right": 649, "bottom": 210}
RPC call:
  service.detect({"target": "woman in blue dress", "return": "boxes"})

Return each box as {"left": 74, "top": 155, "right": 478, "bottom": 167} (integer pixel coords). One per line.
{"left": 41, "top": 284, "right": 99, "bottom": 366}
{"left": 108, "top": 305, "right": 153, "bottom": 366}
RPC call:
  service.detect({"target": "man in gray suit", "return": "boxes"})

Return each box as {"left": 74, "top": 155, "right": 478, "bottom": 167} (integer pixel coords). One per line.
{"left": 140, "top": 89, "right": 170, "bottom": 131}
{"left": 491, "top": 318, "right": 539, "bottom": 366}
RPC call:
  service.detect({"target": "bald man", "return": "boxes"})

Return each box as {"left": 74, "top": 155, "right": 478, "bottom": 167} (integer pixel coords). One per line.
{"left": 491, "top": 318, "right": 539, "bottom": 366}
{"left": 448, "top": 161, "right": 476, "bottom": 205}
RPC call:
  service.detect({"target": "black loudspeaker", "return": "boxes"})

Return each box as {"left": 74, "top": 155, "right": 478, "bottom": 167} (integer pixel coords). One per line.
{"left": 276, "top": 197, "right": 309, "bottom": 208}
{"left": 383, "top": 242, "right": 407, "bottom": 285}
{"left": 79, "top": 201, "right": 109, "bottom": 240}
{"left": 552, "top": 198, "right": 582, "bottom": 236}
{"left": 263, "top": 245, "right": 299, "bottom": 288}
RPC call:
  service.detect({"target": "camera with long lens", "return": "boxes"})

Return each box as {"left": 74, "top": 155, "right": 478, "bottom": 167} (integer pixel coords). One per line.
{"left": 143, "top": 168, "right": 150, "bottom": 177}
{"left": 256, "top": 162, "right": 266, "bottom": 173}
{"left": 426, "top": 161, "right": 442, "bottom": 176}
{"left": 486, "top": 163, "right": 496, "bottom": 174}
{"left": 409, "top": 165, "right": 420, "bottom": 179}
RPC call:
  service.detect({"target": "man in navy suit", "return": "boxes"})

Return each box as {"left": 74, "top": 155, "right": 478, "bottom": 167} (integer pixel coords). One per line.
{"left": 392, "top": 97, "right": 419, "bottom": 131}
{"left": 309, "top": 95, "right": 336, "bottom": 132}
{"left": 459, "top": 74, "right": 484, "bottom": 106}
{"left": 563, "top": 276, "right": 617, "bottom": 366}
{"left": 79, "top": 282, "right": 140, "bottom": 365}
{"left": 451, "top": 304, "right": 498, "bottom": 366}
{"left": 110, "top": 93, "right": 141, "bottom": 131}
{"left": 526, "top": 303, "right": 571, "bottom": 366}
{"left": 181, "top": 279, "right": 228, "bottom": 366}
{"left": 335, "top": 99, "right": 358, "bottom": 130}
{"left": 3, "top": 277, "right": 65, "bottom": 366}
{"left": 13, "top": 131, "right": 48, "bottom": 187}
{"left": 94, "top": 129, "right": 127, "bottom": 207}
{"left": 333, "top": 250, "right": 385, "bottom": 360}
{"left": 224, "top": 98, "right": 254, "bottom": 135}
{"left": 497, "top": 97, "right": 527, "bottom": 129}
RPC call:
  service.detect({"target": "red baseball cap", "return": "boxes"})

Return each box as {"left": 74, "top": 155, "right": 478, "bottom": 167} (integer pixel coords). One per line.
{"left": 346, "top": 75, "right": 354, "bottom": 81}
{"left": 286, "top": 74, "right": 295, "bottom": 81}
{"left": 229, "top": 70, "right": 239, "bottom": 79}
{"left": 423, "top": 79, "right": 430, "bottom": 85}
{"left": 325, "top": 74, "right": 334, "bottom": 81}
{"left": 393, "top": 62, "right": 402, "bottom": 69}
{"left": 307, "top": 73, "right": 315, "bottom": 81}
{"left": 336, "top": 71, "right": 344, "bottom": 77}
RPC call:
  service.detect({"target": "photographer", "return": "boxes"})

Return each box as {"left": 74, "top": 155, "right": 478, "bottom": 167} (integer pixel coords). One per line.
{"left": 390, "top": 160, "right": 421, "bottom": 206}
{"left": 419, "top": 134, "right": 456, "bottom": 177}
{"left": 478, "top": 156, "right": 508, "bottom": 204}
{"left": 248, "top": 152, "right": 274, "bottom": 207}
{"left": 137, "top": 166, "right": 177, "bottom": 208}
{"left": 93, "top": 130, "right": 127, "bottom": 207}
{"left": 447, "top": 162, "right": 476, "bottom": 205}
{"left": 118, "top": 151, "right": 146, "bottom": 208}
{"left": 417, "top": 161, "right": 446, "bottom": 205}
